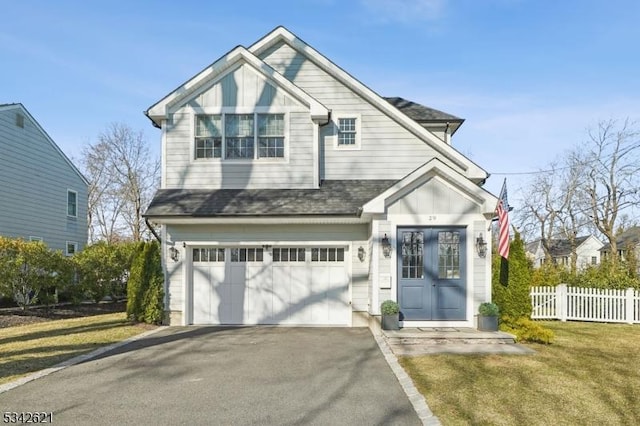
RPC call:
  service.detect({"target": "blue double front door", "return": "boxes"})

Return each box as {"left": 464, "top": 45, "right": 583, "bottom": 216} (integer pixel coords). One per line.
{"left": 397, "top": 227, "right": 467, "bottom": 321}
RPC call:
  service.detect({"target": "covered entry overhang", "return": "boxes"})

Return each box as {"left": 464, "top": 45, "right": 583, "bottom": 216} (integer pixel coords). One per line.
{"left": 362, "top": 158, "right": 499, "bottom": 328}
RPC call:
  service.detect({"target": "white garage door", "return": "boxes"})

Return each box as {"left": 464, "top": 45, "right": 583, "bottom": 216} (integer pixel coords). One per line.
{"left": 192, "top": 247, "right": 350, "bottom": 325}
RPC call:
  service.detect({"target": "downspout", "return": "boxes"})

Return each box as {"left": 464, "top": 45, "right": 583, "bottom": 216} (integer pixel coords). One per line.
{"left": 145, "top": 217, "right": 162, "bottom": 243}
{"left": 316, "top": 110, "right": 332, "bottom": 186}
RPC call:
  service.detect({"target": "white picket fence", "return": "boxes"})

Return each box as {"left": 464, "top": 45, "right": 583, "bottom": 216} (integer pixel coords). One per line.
{"left": 530, "top": 284, "right": 640, "bottom": 324}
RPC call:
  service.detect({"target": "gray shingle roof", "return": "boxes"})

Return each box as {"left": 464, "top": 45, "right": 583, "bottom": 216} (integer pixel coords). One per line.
{"left": 548, "top": 236, "right": 590, "bottom": 256}
{"left": 600, "top": 226, "right": 640, "bottom": 251}
{"left": 384, "top": 97, "right": 462, "bottom": 122}
{"left": 144, "top": 180, "right": 397, "bottom": 217}
{"left": 527, "top": 236, "right": 592, "bottom": 256}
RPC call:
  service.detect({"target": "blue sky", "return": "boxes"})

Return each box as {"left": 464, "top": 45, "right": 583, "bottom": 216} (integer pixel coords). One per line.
{"left": 2, "top": 0, "right": 639, "bottom": 202}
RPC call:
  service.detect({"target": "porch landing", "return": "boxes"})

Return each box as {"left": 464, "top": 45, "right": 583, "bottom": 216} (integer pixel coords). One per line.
{"left": 382, "top": 327, "right": 536, "bottom": 356}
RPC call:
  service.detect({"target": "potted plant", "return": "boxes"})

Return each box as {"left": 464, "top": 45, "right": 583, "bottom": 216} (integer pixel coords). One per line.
{"left": 477, "top": 302, "right": 500, "bottom": 331}
{"left": 381, "top": 300, "right": 400, "bottom": 330}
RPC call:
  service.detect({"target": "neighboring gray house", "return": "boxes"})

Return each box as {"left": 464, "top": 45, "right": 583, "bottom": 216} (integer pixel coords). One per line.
{"left": 144, "top": 27, "right": 498, "bottom": 328}
{"left": 526, "top": 235, "right": 603, "bottom": 270}
{"left": 0, "top": 103, "right": 88, "bottom": 254}
{"left": 600, "top": 226, "right": 640, "bottom": 268}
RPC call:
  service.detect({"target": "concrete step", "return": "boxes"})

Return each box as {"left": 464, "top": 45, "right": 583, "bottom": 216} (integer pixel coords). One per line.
{"left": 389, "top": 342, "right": 536, "bottom": 356}
{"left": 381, "top": 328, "right": 536, "bottom": 356}
{"left": 384, "top": 331, "right": 516, "bottom": 346}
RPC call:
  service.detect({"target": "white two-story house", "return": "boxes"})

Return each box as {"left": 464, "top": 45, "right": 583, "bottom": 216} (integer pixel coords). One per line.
{"left": 144, "top": 27, "right": 499, "bottom": 328}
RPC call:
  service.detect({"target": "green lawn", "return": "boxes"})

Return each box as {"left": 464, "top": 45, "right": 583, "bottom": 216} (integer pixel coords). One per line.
{"left": 400, "top": 321, "right": 640, "bottom": 425}
{"left": 0, "top": 313, "right": 153, "bottom": 385}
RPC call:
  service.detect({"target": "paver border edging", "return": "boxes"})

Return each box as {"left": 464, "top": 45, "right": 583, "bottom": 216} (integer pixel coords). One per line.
{"left": 371, "top": 331, "right": 442, "bottom": 426}
{"left": 0, "top": 326, "right": 167, "bottom": 394}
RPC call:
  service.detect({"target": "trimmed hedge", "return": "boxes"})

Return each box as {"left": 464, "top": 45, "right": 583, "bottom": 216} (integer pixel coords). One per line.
{"left": 492, "top": 231, "right": 532, "bottom": 319}
{"left": 127, "top": 241, "right": 164, "bottom": 324}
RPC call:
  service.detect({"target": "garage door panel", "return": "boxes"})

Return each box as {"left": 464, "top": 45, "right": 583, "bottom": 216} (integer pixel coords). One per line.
{"left": 193, "top": 266, "right": 211, "bottom": 324}
{"left": 289, "top": 265, "right": 311, "bottom": 324}
{"left": 272, "top": 265, "right": 291, "bottom": 323}
{"left": 208, "top": 266, "right": 226, "bottom": 324}
{"left": 247, "top": 265, "right": 273, "bottom": 324}
{"left": 192, "top": 246, "right": 349, "bottom": 326}
{"left": 327, "top": 266, "right": 350, "bottom": 325}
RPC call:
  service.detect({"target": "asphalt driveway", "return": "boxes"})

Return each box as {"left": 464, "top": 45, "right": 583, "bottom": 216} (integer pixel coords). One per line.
{"left": 0, "top": 327, "right": 421, "bottom": 425}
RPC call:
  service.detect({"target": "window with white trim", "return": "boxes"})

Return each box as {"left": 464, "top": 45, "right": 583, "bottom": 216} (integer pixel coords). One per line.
{"left": 195, "top": 113, "right": 285, "bottom": 160}
{"left": 258, "top": 114, "right": 285, "bottom": 158}
{"left": 338, "top": 118, "right": 357, "bottom": 145}
{"left": 334, "top": 114, "right": 361, "bottom": 149}
{"left": 66, "top": 241, "right": 78, "bottom": 256}
{"left": 67, "top": 190, "right": 77, "bottom": 217}
{"left": 195, "top": 115, "right": 222, "bottom": 159}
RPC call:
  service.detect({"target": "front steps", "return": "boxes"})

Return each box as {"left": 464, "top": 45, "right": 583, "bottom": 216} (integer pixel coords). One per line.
{"left": 382, "top": 328, "right": 535, "bottom": 355}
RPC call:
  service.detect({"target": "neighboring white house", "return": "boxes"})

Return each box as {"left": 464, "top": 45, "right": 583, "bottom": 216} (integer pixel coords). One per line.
{"left": 144, "top": 27, "right": 499, "bottom": 328}
{"left": 0, "top": 103, "right": 88, "bottom": 255}
{"left": 525, "top": 235, "right": 603, "bottom": 270}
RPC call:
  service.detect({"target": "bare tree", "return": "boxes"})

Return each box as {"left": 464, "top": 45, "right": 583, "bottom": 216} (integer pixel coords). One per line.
{"left": 555, "top": 155, "right": 591, "bottom": 273}
{"left": 81, "top": 123, "right": 160, "bottom": 242}
{"left": 518, "top": 162, "right": 573, "bottom": 264}
{"left": 515, "top": 119, "right": 639, "bottom": 271}
{"left": 581, "top": 119, "right": 640, "bottom": 263}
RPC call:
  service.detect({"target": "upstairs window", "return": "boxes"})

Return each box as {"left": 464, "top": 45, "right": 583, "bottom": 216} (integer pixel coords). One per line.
{"left": 195, "top": 113, "right": 285, "bottom": 160}
{"left": 338, "top": 118, "right": 357, "bottom": 145}
{"left": 334, "top": 114, "right": 361, "bottom": 149}
{"left": 67, "top": 190, "right": 77, "bottom": 217}
{"left": 195, "top": 115, "right": 222, "bottom": 159}
{"left": 225, "top": 114, "right": 255, "bottom": 159}
{"left": 258, "top": 114, "right": 285, "bottom": 158}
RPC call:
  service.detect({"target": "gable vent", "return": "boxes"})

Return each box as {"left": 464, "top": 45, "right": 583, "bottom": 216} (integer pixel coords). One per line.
{"left": 16, "top": 113, "right": 24, "bottom": 128}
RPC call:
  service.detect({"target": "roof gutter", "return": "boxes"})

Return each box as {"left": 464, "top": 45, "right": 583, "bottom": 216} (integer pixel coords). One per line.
{"left": 144, "top": 110, "right": 161, "bottom": 129}
{"left": 145, "top": 218, "right": 162, "bottom": 243}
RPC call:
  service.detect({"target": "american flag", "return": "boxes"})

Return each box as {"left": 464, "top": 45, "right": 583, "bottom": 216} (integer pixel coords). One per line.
{"left": 496, "top": 179, "right": 510, "bottom": 259}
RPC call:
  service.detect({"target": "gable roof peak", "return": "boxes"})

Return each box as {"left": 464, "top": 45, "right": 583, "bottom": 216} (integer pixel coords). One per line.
{"left": 145, "top": 43, "right": 329, "bottom": 126}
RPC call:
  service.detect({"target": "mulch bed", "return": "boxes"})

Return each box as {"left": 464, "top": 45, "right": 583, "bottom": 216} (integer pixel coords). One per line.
{"left": 0, "top": 301, "right": 127, "bottom": 329}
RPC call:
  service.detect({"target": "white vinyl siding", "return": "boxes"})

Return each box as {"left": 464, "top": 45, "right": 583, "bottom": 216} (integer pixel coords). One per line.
{"left": 259, "top": 42, "right": 462, "bottom": 180}
{"left": 0, "top": 106, "right": 88, "bottom": 253}
{"left": 165, "top": 111, "right": 313, "bottom": 189}
{"left": 351, "top": 239, "right": 369, "bottom": 312}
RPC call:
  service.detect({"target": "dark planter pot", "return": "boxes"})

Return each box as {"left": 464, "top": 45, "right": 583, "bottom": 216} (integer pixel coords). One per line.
{"left": 382, "top": 313, "right": 400, "bottom": 330}
{"left": 478, "top": 315, "right": 499, "bottom": 331}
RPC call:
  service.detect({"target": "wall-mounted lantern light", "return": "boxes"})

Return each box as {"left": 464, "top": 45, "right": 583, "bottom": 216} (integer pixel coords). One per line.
{"left": 358, "top": 246, "right": 366, "bottom": 262}
{"left": 381, "top": 233, "right": 392, "bottom": 258}
{"left": 476, "top": 234, "right": 488, "bottom": 258}
{"left": 169, "top": 246, "right": 180, "bottom": 262}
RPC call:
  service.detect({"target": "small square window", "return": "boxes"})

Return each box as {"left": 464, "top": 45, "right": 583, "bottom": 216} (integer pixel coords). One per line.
{"left": 66, "top": 241, "right": 78, "bottom": 256}
{"left": 338, "top": 118, "right": 357, "bottom": 145}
